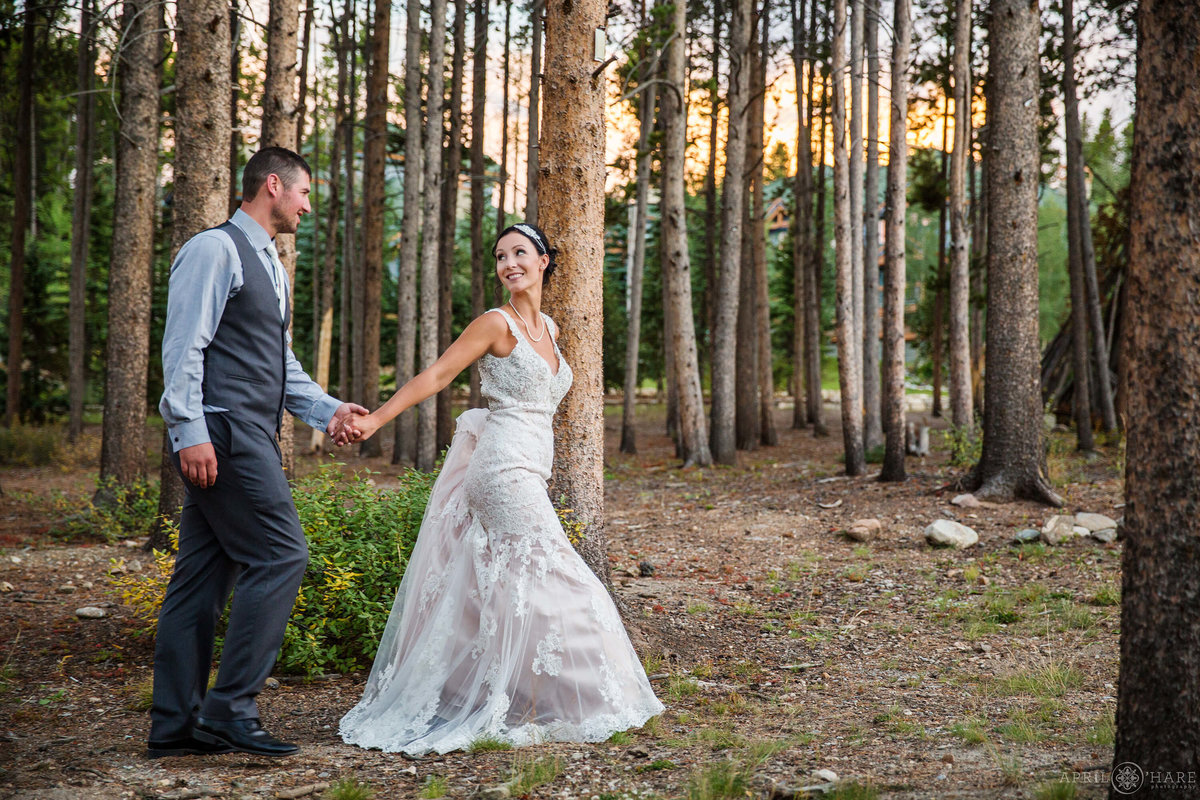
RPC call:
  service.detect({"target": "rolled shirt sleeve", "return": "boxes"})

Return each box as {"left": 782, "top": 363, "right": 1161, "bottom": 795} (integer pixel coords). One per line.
{"left": 159, "top": 232, "right": 240, "bottom": 452}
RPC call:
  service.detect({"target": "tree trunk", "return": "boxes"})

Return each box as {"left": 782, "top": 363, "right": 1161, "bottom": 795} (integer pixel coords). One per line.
{"left": 1065, "top": 99, "right": 1095, "bottom": 451}
{"left": 1115, "top": 0, "right": 1200, "bottom": 781}
{"left": 468, "top": 0, "right": 489, "bottom": 409}
{"left": 69, "top": 0, "right": 96, "bottom": 442}
{"left": 849, "top": 0, "right": 864, "bottom": 411}
{"left": 661, "top": 0, "right": 712, "bottom": 467}
{"left": 968, "top": 0, "right": 1061, "bottom": 506}
{"left": 711, "top": 0, "right": 752, "bottom": 464}
{"left": 755, "top": 1, "right": 777, "bottom": 447}
{"left": 341, "top": 5, "right": 359, "bottom": 414}
{"left": 862, "top": 0, "right": 881, "bottom": 450}
{"left": 294, "top": 0, "right": 314, "bottom": 146}
{"left": 948, "top": 0, "right": 974, "bottom": 434}
{"left": 970, "top": 116, "right": 988, "bottom": 413}
{"left": 790, "top": 0, "right": 810, "bottom": 430}
{"left": 806, "top": 4, "right": 827, "bottom": 435}
{"left": 879, "top": 0, "right": 908, "bottom": 482}
{"left": 98, "top": 0, "right": 160, "bottom": 490}
{"left": 526, "top": 0, "right": 543, "bottom": 224}
{"left": 358, "top": 0, "right": 389, "bottom": 460}
{"left": 540, "top": 0, "right": 610, "bottom": 582}
{"left": 1063, "top": 0, "right": 1117, "bottom": 435}
{"left": 438, "top": 0, "right": 469, "bottom": 453}
{"left": 932, "top": 69, "right": 950, "bottom": 420}
{"left": 155, "top": 0, "right": 232, "bottom": 543}
{"left": 228, "top": 1, "right": 241, "bottom": 215}
{"left": 311, "top": 13, "right": 348, "bottom": 453}
{"left": 736, "top": 15, "right": 761, "bottom": 453}
{"left": 811, "top": 65, "right": 830, "bottom": 434}
{"left": 395, "top": 0, "right": 421, "bottom": 463}
{"left": 702, "top": 0, "right": 722, "bottom": 384}
{"left": 495, "top": 0, "right": 512, "bottom": 306}
{"left": 619, "top": 36, "right": 655, "bottom": 456}
{"left": 417, "top": 0, "right": 449, "bottom": 471}
{"left": 262, "top": 0, "right": 302, "bottom": 472}
{"left": 833, "top": 0, "right": 865, "bottom": 476}
{"left": 5, "top": 6, "right": 34, "bottom": 428}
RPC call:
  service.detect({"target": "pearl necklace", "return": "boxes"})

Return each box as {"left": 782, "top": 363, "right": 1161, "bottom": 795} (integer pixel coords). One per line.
{"left": 508, "top": 302, "right": 546, "bottom": 343}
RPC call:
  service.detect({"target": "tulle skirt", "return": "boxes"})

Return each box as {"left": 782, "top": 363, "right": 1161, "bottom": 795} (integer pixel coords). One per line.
{"left": 339, "top": 409, "right": 664, "bottom": 754}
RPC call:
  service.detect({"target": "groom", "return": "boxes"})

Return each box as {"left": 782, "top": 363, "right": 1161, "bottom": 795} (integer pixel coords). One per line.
{"left": 150, "top": 147, "right": 366, "bottom": 759}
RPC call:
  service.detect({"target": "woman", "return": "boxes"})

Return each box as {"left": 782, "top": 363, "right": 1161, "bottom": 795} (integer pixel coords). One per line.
{"left": 338, "top": 223, "right": 664, "bottom": 754}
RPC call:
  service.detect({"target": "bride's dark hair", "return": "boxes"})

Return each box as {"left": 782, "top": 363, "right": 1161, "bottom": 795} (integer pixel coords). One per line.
{"left": 495, "top": 222, "right": 558, "bottom": 285}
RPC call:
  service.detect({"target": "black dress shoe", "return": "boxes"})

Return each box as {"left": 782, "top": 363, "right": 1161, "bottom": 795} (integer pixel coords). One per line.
{"left": 193, "top": 717, "right": 300, "bottom": 757}
{"left": 146, "top": 735, "right": 235, "bottom": 758}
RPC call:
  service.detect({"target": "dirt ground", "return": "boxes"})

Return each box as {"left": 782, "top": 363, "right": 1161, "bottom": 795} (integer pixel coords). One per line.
{"left": 0, "top": 403, "right": 1124, "bottom": 799}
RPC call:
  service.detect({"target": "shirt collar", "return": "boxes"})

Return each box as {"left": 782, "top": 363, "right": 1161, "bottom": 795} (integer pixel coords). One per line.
{"left": 230, "top": 208, "right": 274, "bottom": 253}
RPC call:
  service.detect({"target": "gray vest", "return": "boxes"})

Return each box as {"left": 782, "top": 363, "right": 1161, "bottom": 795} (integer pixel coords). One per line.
{"left": 200, "top": 222, "right": 291, "bottom": 435}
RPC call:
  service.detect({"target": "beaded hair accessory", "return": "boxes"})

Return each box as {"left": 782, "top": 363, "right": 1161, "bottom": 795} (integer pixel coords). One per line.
{"left": 513, "top": 223, "right": 547, "bottom": 254}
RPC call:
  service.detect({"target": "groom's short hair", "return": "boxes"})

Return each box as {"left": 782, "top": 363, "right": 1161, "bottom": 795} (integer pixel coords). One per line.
{"left": 242, "top": 147, "right": 312, "bottom": 202}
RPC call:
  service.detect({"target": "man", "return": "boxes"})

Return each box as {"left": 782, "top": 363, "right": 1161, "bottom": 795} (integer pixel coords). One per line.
{"left": 150, "top": 147, "right": 366, "bottom": 759}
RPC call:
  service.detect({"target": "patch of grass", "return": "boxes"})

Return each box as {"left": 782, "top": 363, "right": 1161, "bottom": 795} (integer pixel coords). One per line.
{"left": 983, "top": 594, "right": 1022, "bottom": 624}
{"left": 324, "top": 777, "right": 375, "bottom": 800}
{"left": 996, "top": 661, "right": 1085, "bottom": 699}
{"left": 1085, "top": 711, "right": 1115, "bottom": 745}
{"left": 418, "top": 775, "right": 448, "bottom": 799}
{"left": 467, "top": 734, "right": 513, "bottom": 752}
{"left": 828, "top": 783, "right": 880, "bottom": 800}
{"left": 638, "top": 715, "right": 663, "bottom": 737}
{"left": 731, "top": 660, "right": 764, "bottom": 681}
{"left": 685, "top": 760, "right": 752, "bottom": 800}
{"left": 1049, "top": 598, "right": 1095, "bottom": 631}
{"left": 733, "top": 600, "right": 758, "bottom": 616}
{"left": 1090, "top": 585, "right": 1120, "bottom": 607}
{"left": 963, "top": 564, "right": 981, "bottom": 583}
{"left": 667, "top": 675, "right": 702, "bottom": 701}
{"left": 639, "top": 758, "right": 678, "bottom": 772}
{"left": 507, "top": 754, "right": 562, "bottom": 796}
{"left": 742, "top": 738, "right": 788, "bottom": 765}
{"left": 608, "top": 730, "right": 634, "bottom": 745}
{"left": 693, "top": 727, "right": 743, "bottom": 751}
{"left": 995, "top": 751, "right": 1024, "bottom": 786}
{"left": 949, "top": 717, "right": 989, "bottom": 745}
{"left": 686, "top": 602, "right": 712, "bottom": 614}
{"left": 851, "top": 544, "right": 872, "bottom": 559}
{"left": 1034, "top": 778, "right": 1077, "bottom": 800}
{"left": 690, "top": 662, "right": 714, "bottom": 679}
{"left": 642, "top": 653, "right": 665, "bottom": 675}
{"left": 997, "top": 710, "right": 1045, "bottom": 743}
{"left": 127, "top": 677, "right": 154, "bottom": 712}
{"left": 840, "top": 564, "right": 871, "bottom": 582}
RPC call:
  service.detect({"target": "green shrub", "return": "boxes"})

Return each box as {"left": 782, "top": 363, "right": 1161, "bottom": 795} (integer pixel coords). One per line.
{"left": 942, "top": 424, "right": 981, "bottom": 467}
{"left": 279, "top": 463, "right": 435, "bottom": 675}
{"left": 50, "top": 478, "right": 161, "bottom": 542}
{"left": 0, "top": 424, "right": 62, "bottom": 466}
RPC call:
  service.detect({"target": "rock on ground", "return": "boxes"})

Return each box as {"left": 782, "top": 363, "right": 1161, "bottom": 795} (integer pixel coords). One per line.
{"left": 924, "top": 520, "right": 979, "bottom": 549}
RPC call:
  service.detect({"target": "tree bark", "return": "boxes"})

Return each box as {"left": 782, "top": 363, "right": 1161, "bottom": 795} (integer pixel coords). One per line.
{"left": 862, "top": 0, "right": 881, "bottom": 450}
{"left": 806, "top": 3, "right": 827, "bottom": 435}
{"left": 702, "top": 0, "right": 722, "bottom": 384}
{"left": 755, "top": 0, "right": 777, "bottom": 448}
{"left": 540, "top": 0, "right": 610, "bottom": 583}
{"left": 948, "top": 0, "right": 974, "bottom": 434}
{"left": 1114, "top": 0, "right": 1200, "bottom": 782}
{"left": 619, "top": 32, "right": 655, "bottom": 456}
{"left": 661, "top": 0, "right": 711, "bottom": 466}
{"left": 932, "top": 66, "right": 950, "bottom": 420}
{"left": 879, "top": 0, "right": 908, "bottom": 482}
{"left": 736, "top": 15, "right": 761, "bottom": 453}
{"left": 358, "top": 0, "right": 389, "bottom": 460}
{"left": 417, "top": 0, "right": 449, "bottom": 471}
{"left": 1063, "top": 0, "right": 1117, "bottom": 435}
{"left": 495, "top": 0, "right": 512, "bottom": 304}
{"left": 5, "top": 6, "right": 34, "bottom": 428}
{"left": 341, "top": 4, "right": 359, "bottom": 413}
{"left": 98, "top": 0, "right": 160, "bottom": 489}
{"left": 438, "top": 0, "right": 469, "bottom": 453}
{"left": 69, "top": 0, "right": 96, "bottom": 442}
{"left": 526, "top": 0, "right": 543, "bottom": 224}
{"left": 155, "top": 0, "right": 232, "bottom": 542}
{"left": 467, "top": 0, "right": 489, "bottom": 409}
{"left": 394, "top": 0, "right": 421, "bottom": 463}
{"left": 849, "top": 0, "right": 864, "bottom": 409}
{"left": 711, "top": 0, "right": 753, "bottom": 464}
{"left": 295, "top": 0, "right": 314, "bottom": 146}
{"left": 311, "top": 11, "right": 347, "bottom": 453}
{"left": 790, "top": 0, "right": 810, "bottom": 430}
{"left": 1065, "top": 99, "right": 1095, "bottom": 451}
{"left": 833, "top": 0, "right": 865, "bottom": 476}
{"left": 228, "top": 1, "right": 241, "bottom": 215}
{"left": 968, "top": 0, "right": 1061, "bottom": 506}
{"left": 261, "top": 0, "right": 302, "bottom": 472}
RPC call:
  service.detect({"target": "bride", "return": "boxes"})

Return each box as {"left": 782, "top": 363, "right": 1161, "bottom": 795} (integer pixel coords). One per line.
{"left": 337, "top": 223, "right": 664, "bottom": 754}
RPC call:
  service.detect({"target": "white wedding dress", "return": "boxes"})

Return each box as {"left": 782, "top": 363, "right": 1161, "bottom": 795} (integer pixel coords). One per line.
{"left": 339, "top": 308, "right": 664, "bottom": 754}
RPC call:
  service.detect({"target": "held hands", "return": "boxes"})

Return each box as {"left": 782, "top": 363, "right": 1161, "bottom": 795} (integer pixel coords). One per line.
{"left": 335, "top": 411, "right": 382, "bottom": 445}
{"left": 328, "top": 403, "right": 371, "bottom": 447}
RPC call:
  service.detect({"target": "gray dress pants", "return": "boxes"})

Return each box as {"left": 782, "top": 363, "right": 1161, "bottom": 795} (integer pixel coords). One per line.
{"left": 149, "top": 413, "right": 308, "bottom": 741}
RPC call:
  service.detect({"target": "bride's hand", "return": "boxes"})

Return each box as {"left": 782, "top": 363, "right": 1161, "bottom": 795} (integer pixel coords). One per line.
{"left": 350, "top": 412, "right": 383, "bottom": 443}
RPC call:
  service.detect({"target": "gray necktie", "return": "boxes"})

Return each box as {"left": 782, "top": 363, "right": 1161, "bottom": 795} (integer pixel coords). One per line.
{"left": 263, "top": 241, "right": 287, "bottom": 320}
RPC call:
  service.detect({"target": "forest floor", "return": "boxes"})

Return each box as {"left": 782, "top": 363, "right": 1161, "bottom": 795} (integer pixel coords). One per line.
{"left": 0, "top": 402, "right": 1125, "bottom": 800}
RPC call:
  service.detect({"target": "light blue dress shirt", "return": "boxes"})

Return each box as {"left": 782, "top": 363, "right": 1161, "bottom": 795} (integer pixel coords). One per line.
{"left": 159, "top": 209, "right": 342, "bottom": 452}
